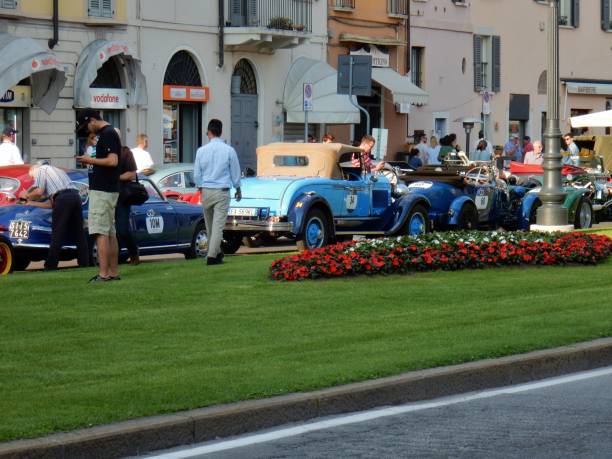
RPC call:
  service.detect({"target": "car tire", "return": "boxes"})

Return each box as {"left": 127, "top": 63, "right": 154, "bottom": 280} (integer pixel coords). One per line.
{"left": 185, "top": 222, "right": 208, "bottom": 259}
{"left": 0, "top": 240, "right": 14, "bottom": 275}
{"left": 12, "top": 256, "right": 30, "bottom": 271}
{"left": 457, "top": 203, "right": 478, "bottom": 230}
{"left": 574, "top": 198, "right": 593, "bottom": 229}
{"left": 222, "top": 234, "right": 242, "bottom": 255}
{"left": 402, "top": 204, "right": 430, "bottom": 236}
{"left": 296, "top": 208, "right": 329, "bottom": 251}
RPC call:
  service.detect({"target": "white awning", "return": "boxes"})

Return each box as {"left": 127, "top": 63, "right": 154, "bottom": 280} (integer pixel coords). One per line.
{"left": 74, "top": 40, "right": 148, "bottom": 108}
{"left": 372, "top": 67, "right": 429, "bottom": 105}
{"left": 283, "top": 57, "right": 359, "bottom": 124}
{"left": 570, "top": 109, "right": 612, "bottom": 128}
{"left": 0, "top": 33, "right": 66, "bottom": 114}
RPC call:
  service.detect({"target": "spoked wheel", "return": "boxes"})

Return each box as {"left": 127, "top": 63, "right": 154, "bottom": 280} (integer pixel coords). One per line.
{"left": 296, "top": 209, "right": 329, "bottom": 251}
{"left": 402, "top": 204, "right": 430, "bottom": 236}
{"left": 185, "top": 222, "right": 208, "bottom": 259}
{"left": 574, "top": 198, "right": 593, "bottom": 229}
{"left": 0, "top": 240, "right": 14, "bottom": 275}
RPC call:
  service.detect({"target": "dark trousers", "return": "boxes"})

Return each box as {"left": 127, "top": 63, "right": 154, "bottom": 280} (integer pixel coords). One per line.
{"left": 46, "top": 190, "right": 89, "bottom": 269}
{"left": 115, "top": 202, "right": 138, "bottom": 259}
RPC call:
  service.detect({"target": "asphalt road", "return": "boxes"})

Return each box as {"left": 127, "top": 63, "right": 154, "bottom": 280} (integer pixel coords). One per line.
{"left": 141, "top": 367, "right": 612, "bottom": 459}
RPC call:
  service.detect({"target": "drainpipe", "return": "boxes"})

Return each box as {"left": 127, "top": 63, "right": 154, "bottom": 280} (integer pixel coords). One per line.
{"left": 218, "top": 0, "right": 224, "bottom": 69}
{"left": 48, "top": 0, "right": 59, "bottom": 49}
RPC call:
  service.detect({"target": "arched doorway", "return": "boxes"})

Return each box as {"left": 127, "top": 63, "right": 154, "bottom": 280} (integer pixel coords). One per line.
{"left": 163, "top": 51, "right": 206, "bottom": 163}
{"left": 231, "top": 59, "right": 258, "bottom": 171}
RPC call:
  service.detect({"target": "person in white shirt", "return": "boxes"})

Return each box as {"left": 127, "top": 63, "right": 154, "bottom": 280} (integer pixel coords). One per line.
{"left": 415, "top": 134, "right": 429, "bottom": 166}
{"left": 131, "top": 133, "right": 154, "bottom": 173}
{"left": 427, "top": 136, "right": 441, "bottom": 165}
{"left": 0, "top": 127, "right": 24, "bottom": 166}
{"left": 523, "top": 140, "right": 544, "bottom": 165}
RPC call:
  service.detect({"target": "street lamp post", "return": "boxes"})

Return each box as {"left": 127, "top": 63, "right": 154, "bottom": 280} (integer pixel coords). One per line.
{"left": 534, "top": 0, "right": 571, "bottom": 230}
{"left": 462, "top": 120, "right": 475, "bottom": 156}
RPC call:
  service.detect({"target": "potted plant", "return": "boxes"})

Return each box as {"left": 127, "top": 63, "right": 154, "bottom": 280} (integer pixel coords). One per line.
{"left": 267, "top": 16, "right": 293, "bottom": 30}
{"left": 294, "top": 23, "right": 305, "bottom": 32}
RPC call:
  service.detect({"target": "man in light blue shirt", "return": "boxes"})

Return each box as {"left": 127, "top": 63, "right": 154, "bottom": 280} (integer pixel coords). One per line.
{"left": 193, "top": 119, "right": 242, "bottom": 265}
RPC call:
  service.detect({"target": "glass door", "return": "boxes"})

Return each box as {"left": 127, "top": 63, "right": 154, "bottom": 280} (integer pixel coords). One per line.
{"left": 178, "top": 103, "right": 201, "bottom": 163}
{"left": 0, "top": 108, "right": 24, "bottom": 159}
{"left": 163, "top": 103, "right": 179, "bottom": 163}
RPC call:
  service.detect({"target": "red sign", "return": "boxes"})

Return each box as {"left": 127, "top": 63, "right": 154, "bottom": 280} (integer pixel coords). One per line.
{"left": 163, "top": 85, "right": 209, "bottom": 103}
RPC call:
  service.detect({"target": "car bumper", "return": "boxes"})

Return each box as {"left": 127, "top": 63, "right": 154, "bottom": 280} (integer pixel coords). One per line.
{"left": 224, "top": 219, "right": 294, "bottom": 232}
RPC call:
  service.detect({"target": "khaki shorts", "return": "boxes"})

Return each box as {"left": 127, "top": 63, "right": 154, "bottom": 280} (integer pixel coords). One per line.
{"left": 88, "top": 190, "right": 119, "bottom": 236}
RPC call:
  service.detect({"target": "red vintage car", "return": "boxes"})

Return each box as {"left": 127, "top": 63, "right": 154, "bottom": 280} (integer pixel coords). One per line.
{"left": 0, "top": 165, "right": 35, "bottom": 206}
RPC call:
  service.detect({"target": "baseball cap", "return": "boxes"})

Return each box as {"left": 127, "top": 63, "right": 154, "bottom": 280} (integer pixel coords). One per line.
{"left": 2, "top": 126, "right": 17, "bottom": 136}
{"left": 75, "top": 109, "right": 101, "bottom": 135}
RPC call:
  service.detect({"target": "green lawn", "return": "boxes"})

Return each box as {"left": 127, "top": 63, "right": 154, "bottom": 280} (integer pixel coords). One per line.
{"left": 1, "top": 241, "right": 612, "bottom": 442}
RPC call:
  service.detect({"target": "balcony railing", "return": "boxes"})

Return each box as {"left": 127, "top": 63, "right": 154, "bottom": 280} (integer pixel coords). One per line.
{"left": 387, "top": 0, "right": 408, "bottom": 17}
{"left": 332, "top": 0, "right": 355, "bottom": 11}
{"left": 228, "top": 0, "right": 312, "bottom": 33}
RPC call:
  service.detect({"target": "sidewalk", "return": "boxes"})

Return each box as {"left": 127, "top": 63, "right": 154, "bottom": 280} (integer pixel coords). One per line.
{"left": 2, "top": 337, "right": 612, "bottom": 459}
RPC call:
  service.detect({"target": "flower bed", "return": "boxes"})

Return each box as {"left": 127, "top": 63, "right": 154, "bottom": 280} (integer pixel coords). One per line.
{"left": 270, "top": 231, "right": 612, "bottom": 281}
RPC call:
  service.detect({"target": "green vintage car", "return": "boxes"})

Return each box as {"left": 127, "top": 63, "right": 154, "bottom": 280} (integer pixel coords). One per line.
{"left": 509, "top": 164, "right": 610, "bottom": 228}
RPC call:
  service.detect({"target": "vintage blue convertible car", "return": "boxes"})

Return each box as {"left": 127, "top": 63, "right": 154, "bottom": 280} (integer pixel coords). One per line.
{"left": 400, "top": 165, "right": 542, "bottom": 231}
{"left": 223, "top": 143, "right": 439, "bottom": 250}
{"left": 0, "top": 171, "right": 207, "bottom": 273}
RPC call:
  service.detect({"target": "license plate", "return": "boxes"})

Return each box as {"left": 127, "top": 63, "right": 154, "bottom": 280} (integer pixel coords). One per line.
{"left": 228, "top": 207, "right": 258, "bottom": 217}
{"left": 9, "top": 220, "right": 31, "bottom": 239}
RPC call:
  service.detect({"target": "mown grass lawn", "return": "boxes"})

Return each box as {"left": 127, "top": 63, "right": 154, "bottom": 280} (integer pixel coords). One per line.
{"left": 1, "top": 233, "right": 612, "bottom": 442}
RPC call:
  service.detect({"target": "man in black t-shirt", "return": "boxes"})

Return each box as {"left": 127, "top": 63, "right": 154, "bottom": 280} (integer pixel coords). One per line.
{"left": 76, "top": 109, "right": 122, "bottom": 282}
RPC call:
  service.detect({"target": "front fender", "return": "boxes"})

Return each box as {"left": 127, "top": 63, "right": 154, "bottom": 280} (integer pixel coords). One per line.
{"left": 563, "top": 188, "right": 588, "bottom": 222}
{"left": 385, "top": 194, "right": 430, "bottom": 235}
{"left": 448, "top": 196, "right": 474, "bottom": 226}
{"left": 287, "top": 193, "right": 334, "bottom": 237}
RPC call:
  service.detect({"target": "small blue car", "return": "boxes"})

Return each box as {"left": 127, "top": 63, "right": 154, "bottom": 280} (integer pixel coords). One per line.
{"left": 0, "top": 171, "right": 207, "bottom": 272}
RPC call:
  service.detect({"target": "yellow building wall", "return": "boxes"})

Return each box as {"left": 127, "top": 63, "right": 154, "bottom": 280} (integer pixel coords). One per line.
{"left": 13, "top": 0, "right": 126, "bottom": 22}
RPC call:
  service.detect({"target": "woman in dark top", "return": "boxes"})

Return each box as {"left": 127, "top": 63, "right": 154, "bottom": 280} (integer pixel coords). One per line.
{"left": 407, "top": 148, "right": 423, "bottom": 169}
{"left": 116, "top": 146, "right": 140, "bottom": 265}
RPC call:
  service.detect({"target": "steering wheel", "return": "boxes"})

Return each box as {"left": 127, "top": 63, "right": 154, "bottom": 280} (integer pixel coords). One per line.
{"left": 377, "top": 164, "right": 399, "bottom": 187}
{"left": 464, "top": 166, "right": 490, "bottom": 186}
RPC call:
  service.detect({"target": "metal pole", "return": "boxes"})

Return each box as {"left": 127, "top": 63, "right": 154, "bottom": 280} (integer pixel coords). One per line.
{"left": 464, "top": 128, "right": 471, "bottom": 157}
{"left": 304, "top": 110, "right": 308, "bottom": 142}
{"left": 347, "top": 56, "right": 371, "bottom": 136}
{"left": 536, "top": 0, "right": 568, "bottom": 227}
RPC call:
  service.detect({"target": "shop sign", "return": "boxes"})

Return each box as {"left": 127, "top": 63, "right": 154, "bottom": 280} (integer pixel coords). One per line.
{"left": 350, "top": 45, "right": 390, "bottom": 68}
{"left": 89, "top": 88, "right": 128, "bottom": 109}
{"left": 163, "top": 85, "right": 210, "bottom": 102}
{"left": 565, "top": 82, "right": 612, "bottom": 96}
{"left": 0, "top": 86, "right": 31, "bottom": 107}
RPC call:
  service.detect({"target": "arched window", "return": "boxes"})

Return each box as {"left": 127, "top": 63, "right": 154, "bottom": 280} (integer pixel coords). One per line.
{"left": 164, "top": 51, "right": 201, "bottom": 86}
{"left": 232, "top": 59, "right": 257, "bottom": 94}
{"left": 537, "top": 71, "right": 547, "bottom": 95}
{"left": 91, "top": 57, "right": 123, "bottom": 88}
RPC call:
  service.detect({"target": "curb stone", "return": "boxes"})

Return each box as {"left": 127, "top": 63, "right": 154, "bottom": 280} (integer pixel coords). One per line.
{"left": 2, "top": 337, "right": 612, "bottom": 459}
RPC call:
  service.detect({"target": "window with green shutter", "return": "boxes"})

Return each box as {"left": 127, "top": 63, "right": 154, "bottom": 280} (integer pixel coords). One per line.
{"left": 88, "top": 0, "right": 113, "bottom": 18}
{"left": 473, "top": 35, "right": 500, "bottom": 93}
{"left": 1, "top": 0, "right": 17, "bottom": 9}
{"left": 603, "top": 0, "right": 612, "bottom": 31}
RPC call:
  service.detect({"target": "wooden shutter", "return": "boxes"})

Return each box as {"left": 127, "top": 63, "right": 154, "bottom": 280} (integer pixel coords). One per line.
{"left": 1, "top": 0, "right": 17, "bottom": 9}
{"left": 602, "top": 0, "right": 610, "bottom": 30}
{"left": 473, "top": 35, "right": 483, "bottom": 92}
{"left": 230, "top": 0, "right": 244, "bottom": 26}
{"left": 492, "top": 36, "right": 501, "bottom": 93}
{"left": 101, "top": 0, "right": 112, "bottom": 17}
{"left": 572, "top": 0, "right": 580, "bottom": 27}
{"left": 88, "top": 0, "right": 101, "bottom": 16}
{"left": 247, "top": 0, "right": 258, "bottom": 26}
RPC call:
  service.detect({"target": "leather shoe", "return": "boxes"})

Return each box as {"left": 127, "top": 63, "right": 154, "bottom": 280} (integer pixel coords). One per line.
{"left": 207, "top": 256, "right": 223, "bottom": 266}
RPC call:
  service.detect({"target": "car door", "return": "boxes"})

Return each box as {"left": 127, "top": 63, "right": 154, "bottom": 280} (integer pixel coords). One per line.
{"left": 130, "top": 179, "right": 179, "bottom": 251}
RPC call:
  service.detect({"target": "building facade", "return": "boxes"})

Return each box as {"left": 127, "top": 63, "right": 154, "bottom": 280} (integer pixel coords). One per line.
{"left": 0, "top": 0, "right": 329, "bottom": 170}
{"left": 409, "top": 0, "right": 612, "bottom": 153}
{"left": 326, "top": 0, "right": 428, "bottom": 159}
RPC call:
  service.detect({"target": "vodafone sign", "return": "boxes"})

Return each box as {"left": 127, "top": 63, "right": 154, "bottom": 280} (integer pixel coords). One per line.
{"left": 89, "top": 88, "right": 127, "bottom": 109}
